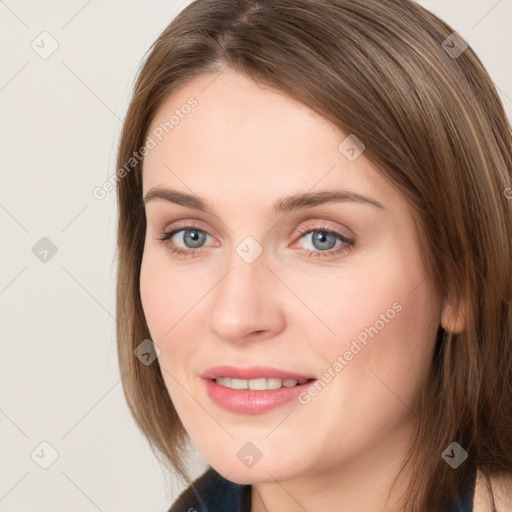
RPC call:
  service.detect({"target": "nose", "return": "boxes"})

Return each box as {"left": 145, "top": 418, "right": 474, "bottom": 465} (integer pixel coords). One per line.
{"left": 208, "top": 246, "right": 285, "bottom": 344}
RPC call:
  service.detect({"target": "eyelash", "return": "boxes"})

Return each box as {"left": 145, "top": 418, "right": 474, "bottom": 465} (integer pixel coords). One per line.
{"left": 156, "top": 223, "right": 355, "bottom": 259}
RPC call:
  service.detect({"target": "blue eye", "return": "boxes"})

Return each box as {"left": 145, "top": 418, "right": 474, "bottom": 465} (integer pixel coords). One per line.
{"left": 294, "top": 224, "right": 355, "bottom": 257}
{"left": 157, "top": 227, "right": 211, "bottom": 258}
{"left": 299, "top": 229, "right": 340, "bottom": 251}
{"left": 157, "top": 224, "right": 355, "bottom": 259}
{"left": 174, "top": 228, "right": 206, "bottom": 248}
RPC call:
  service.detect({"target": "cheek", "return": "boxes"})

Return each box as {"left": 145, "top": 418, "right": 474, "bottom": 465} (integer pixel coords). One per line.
{"left": 316, "top": 264, "right": 439, "bottom": 418}
{"left": 139, "top": 251, "right": 196, "bottom": 407}
{"left": 139, "top": 246, "right": 211, "bottom": 397}
{"left": 330, "top": 238, "right": 438, "bottom": 357}
{"left": 301, "top": 242, "right": 439, "bottom": 398}
{"left": 140, "top": 250, "right": 189, "bottom": 348}
{"left": 139, "top": 253, "right": 169, "bottom": 338}
{"left": 139, "top": 247, "right": 197, "bottom": 341}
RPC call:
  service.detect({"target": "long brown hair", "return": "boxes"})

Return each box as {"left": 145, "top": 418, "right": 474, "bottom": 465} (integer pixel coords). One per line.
{"left": 115, "top": 0, "right": 512, "bottom": 509}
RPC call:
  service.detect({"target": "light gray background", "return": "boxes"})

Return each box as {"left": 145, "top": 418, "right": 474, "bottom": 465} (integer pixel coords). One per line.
{"left": 0, "top": 1, "right": 510, "bottom": 510}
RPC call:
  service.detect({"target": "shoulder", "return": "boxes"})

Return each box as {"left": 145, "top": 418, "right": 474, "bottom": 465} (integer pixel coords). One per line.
{"left": 473, "top": 468, "right": 512, "bottom": 512}
{"left": 168, "top": 466, "right": 251, "bottom": 512}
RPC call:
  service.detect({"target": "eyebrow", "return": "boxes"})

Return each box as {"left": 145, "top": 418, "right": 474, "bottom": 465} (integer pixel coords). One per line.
{"left": 143, "top": 187, "right": 385, "bottom": 214}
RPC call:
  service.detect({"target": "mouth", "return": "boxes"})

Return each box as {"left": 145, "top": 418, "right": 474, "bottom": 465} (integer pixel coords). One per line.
{"left": 201, "top": 365, "right": 317, "bottom": 414}
{"left": 213, "top": 376, "right": 312, "bottom": 390}
{"left": 201, "top": 365, "right": 315, "bottom": 382}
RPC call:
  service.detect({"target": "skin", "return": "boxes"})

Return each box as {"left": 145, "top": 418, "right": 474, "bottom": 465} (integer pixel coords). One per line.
{"left": 139, "top": 68, "right": 464, "bottom": 512}
{"left": 474, "top": 471, "right": 512, "bottom": 512}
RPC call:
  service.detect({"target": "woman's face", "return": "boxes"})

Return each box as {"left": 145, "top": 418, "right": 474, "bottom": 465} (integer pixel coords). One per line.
{"left": 140, "top": 68, "right": 442, "bottom": 484}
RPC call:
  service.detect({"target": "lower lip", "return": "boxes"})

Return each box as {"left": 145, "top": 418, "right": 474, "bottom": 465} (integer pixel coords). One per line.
{"left": 204, "top": 378, "right": 316, "bottom": 414}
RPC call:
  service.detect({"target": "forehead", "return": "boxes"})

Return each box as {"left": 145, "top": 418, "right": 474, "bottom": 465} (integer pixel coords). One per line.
{"left": 141, "top": 69, "right": 399, "bottom": 213}
{"left": 144, "top": 69, "right": 341, "bottom": 164}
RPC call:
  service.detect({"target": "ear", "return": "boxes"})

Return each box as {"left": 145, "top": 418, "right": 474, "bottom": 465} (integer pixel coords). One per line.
{"left": 440, "top": 294, "right": 466, "bottom": 334}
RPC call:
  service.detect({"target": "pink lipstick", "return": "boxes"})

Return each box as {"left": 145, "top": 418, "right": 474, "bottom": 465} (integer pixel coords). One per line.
{"left": 201, "top": 365, "right": 316, "bottom": 414}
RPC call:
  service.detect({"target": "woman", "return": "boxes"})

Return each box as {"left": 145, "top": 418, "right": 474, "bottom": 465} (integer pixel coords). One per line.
{"left": 115, "top": 0, "right": 512, "bottom": 510}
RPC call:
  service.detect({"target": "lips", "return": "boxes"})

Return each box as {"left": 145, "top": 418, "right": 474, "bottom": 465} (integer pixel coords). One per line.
{"left": 201, "top": 365, "right": 317, "bottom": 414}
{"left": 201, "top": 365, "right": 315, "bottom": 381}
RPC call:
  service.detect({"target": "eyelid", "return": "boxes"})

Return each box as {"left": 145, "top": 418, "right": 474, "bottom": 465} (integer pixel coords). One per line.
{"left": 156, "top": 219, "right": 355, "bottom": 257}
{"left": 161, "top": 217, "right": 211, "bottom": 233}
{"left": 294, "top": 221, "right": 355, "bottom": 240}
{"left": 159, "top": 219, "right": 351, "bottom": 240}
{"left": 158, "top": 219, "right": 219, "bottom": 242}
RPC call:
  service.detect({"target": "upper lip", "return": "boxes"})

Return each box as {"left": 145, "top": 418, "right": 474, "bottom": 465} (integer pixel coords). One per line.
{"left": 201, "top": 365, "right": 316, "bottom": 381}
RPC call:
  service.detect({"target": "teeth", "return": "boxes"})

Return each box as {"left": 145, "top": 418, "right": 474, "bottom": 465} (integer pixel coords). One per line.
{"left": 214, "top": 377, "right": 308, "bottom": 390}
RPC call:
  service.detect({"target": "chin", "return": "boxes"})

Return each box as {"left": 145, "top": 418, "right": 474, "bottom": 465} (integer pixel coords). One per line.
{"left": 211, "top": 457, "right": 304, "bottom": 485}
